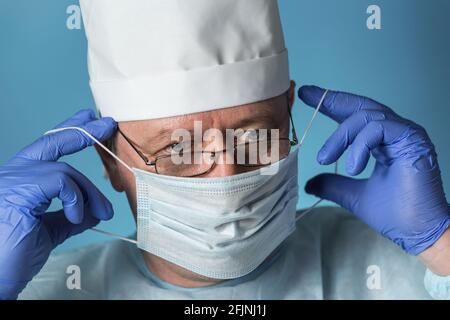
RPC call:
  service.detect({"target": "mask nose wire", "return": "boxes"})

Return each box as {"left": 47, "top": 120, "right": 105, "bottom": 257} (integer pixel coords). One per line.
{"left": 295, "top": 89, "right": 339, "bottom": 222}
{"left": 44, "top": 126, "right": 138, "bottom": 244}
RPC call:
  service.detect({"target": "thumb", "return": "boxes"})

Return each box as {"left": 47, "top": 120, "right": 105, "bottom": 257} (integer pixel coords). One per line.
{"left": 17, "top": 117, "right": 117, "bottom": 162}
{"left": 305, "top": 173, "right": 366, "bottom": 212}
{"left": 41, "top": 208, "right": 100, "bottom": 248}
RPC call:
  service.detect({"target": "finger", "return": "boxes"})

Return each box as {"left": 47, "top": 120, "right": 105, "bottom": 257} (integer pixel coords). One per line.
{"left": 42, "top": 207, "right": 100, "bottom": 247}
{"left": 41, "top": 173, "right": 85, "bottom": 224}
{"left": 305, "top": 173, "right": 366, "bottom": 213}
{"left": 53, "top": 109, "right": 96, "bottom": 129}
{"left": 298, "top": 85, "right": 393, "bottom": 123}
{"left": 58, "top": 163, "right": 114, "bottom": 221}
{"left": 17, "top": 117, "right": 117, "bottom": 161}
{"left": 317, "top": 110, "right": 386, "bottom": 165}
{"left": 346, "top": 120, "right": 410, "bottom": 175}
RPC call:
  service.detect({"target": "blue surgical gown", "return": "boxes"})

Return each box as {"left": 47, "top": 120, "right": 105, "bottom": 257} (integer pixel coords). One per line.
{"left": 18, "top": 207, "right": 450, "bottom": 299}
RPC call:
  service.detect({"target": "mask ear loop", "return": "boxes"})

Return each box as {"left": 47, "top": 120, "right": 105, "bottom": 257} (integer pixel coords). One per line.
{"left": 298, "top": 89, "right": 329, "bottom": 147}
{"left": 45, "top": 127, "right": 134, "bottom": 173}
{"left": 87, "top": 227, "right": 137, "bottom": 245}
{"left": 296, "top": 90, "right": 338, "bottom": 222}
{"left": 44, "top": 127, "right": 138, "bottom": 245}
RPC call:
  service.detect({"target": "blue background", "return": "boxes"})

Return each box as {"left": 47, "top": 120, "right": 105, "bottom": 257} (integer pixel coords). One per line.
{"left": 1, "top": 0, "right": 449, "bottom": 252}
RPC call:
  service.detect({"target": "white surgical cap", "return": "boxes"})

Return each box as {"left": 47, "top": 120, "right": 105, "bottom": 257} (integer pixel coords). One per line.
{"left": 80, "top": 0, "right": 290, "bottom": 121}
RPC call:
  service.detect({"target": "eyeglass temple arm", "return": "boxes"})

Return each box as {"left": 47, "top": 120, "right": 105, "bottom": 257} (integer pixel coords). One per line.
{"left": 287, "top": 103, "right": 298, "bottom": 145}
{"left": 117, "top": 127, "right": 156, "bottom": 166}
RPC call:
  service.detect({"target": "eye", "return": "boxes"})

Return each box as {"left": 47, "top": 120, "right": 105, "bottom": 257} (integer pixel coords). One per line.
{"left": 167, "top": 141, "right": 192, "bottom": 155}
{"left": 236, "top": 129, "right": 267, "bottom": 145}
{"left": 169, "top": 142, "right": 182, "bottom": 153}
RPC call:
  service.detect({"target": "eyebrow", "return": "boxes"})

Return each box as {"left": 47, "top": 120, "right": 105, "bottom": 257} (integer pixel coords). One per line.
{"left": 233, "top": 110, "right": 281, "bottom": 129}
{"left": 141, "top": 128, "right": 196, "bottom": 156}
{"left": 127, "top": 108, "right": 283, "bottom": 156}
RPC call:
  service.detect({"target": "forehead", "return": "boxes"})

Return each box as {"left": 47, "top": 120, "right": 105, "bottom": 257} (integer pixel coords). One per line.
{"left": 121, "top": 94, "right": 287, "bottom": 131}
{"left": 117, "top": 94, "right": 288, "bottom": 153}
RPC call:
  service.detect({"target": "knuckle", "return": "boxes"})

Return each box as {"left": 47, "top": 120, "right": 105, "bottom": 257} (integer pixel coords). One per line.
{"left": 325, "top": 91, "right": 339, "bottom": 112}
{"left": 367, "top": 120, "right": 383, "bottom": 130}
{"left": 413, "top": 124, "right": 428, "bottom": 137}
{"left": 52, "top": 171, "right": 68, "bottom": 185}
{"left": 404, "top": 122, "right": 425, "bottom": 138}
{"left": 354, "top": 96, "right": 367, "bottom": 112}
{"left": 408, "top": 124, "right": 433, "bottom": 147}
{"left": 74, "top": 129, "right": 92, "bottom": 146}
{"left": 357, "top": 109, "right": 385, "bottom": 122}
{"left": 54, "top": 161, "right": 73, "bottom": 173}
{"left": 363, "top": 97, "right": 383, "bottom": 111}
{"left": 40, "top": 135, "right": 56, "bottom": 159}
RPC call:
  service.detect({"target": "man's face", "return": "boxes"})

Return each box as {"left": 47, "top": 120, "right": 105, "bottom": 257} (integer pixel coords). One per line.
{"left": 96, "top": 81, "right": 296, "bottom": 285}
{"left": 98, "top": 81, "right": 296, "bottom": 217}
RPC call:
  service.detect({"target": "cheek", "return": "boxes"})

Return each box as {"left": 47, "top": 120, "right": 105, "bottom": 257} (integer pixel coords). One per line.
{"left": 119, "top": 167, "right": 138, "bottom": 218}
{"left": 125, "top": 182, "right": 138, "bottom": 219}
{"left": 120, "top": 167, "right": 136, "bottom": 196}
{"left": 114, "top": 149, "right": 139, "bottom": 216}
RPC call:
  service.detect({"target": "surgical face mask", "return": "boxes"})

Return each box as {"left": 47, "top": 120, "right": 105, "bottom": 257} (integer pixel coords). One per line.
{"left": 45, "top": 90, "right": 329, "bottom": 279}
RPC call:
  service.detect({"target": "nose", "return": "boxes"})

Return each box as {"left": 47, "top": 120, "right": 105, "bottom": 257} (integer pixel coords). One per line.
{"left": 207, "top": 163, "right": 242, "bottom": 177}
{"left": 202, "top": 151, "right": 246, "bottom": 177}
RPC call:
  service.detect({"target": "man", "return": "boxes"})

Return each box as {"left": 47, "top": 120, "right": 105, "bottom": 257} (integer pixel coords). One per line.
{"left": 0, "top": 0, "right": 449, "bottom": 299}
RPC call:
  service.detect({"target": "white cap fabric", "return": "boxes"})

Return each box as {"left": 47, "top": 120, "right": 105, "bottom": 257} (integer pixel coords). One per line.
{"left": 80, "top": 0, "right": 290, "bottom": 121}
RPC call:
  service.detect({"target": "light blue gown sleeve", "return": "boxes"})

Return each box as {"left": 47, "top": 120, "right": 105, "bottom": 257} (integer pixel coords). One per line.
{"left": 424, "top": 269, "right": 450, "bottom": 300}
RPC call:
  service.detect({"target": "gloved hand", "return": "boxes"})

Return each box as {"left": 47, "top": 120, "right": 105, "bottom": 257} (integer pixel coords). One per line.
{"left": 0, "top": 109, "right": 116, "bottom": 299}
{"left": 299, "top": 85, "right": 450, "bottom": 256}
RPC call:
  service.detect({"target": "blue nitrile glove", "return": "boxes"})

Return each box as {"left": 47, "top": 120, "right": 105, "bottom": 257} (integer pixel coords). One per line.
{"left": 299, "top": 85, "right": 450, "bottom": 256}
{"left": 0, "top": 109, "right": 116, "bottom": 299}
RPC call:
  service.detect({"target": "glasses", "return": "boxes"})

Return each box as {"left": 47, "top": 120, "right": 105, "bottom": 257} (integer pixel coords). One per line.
{"left": 117, "top": 106, "right": 298, "bottom": 177}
